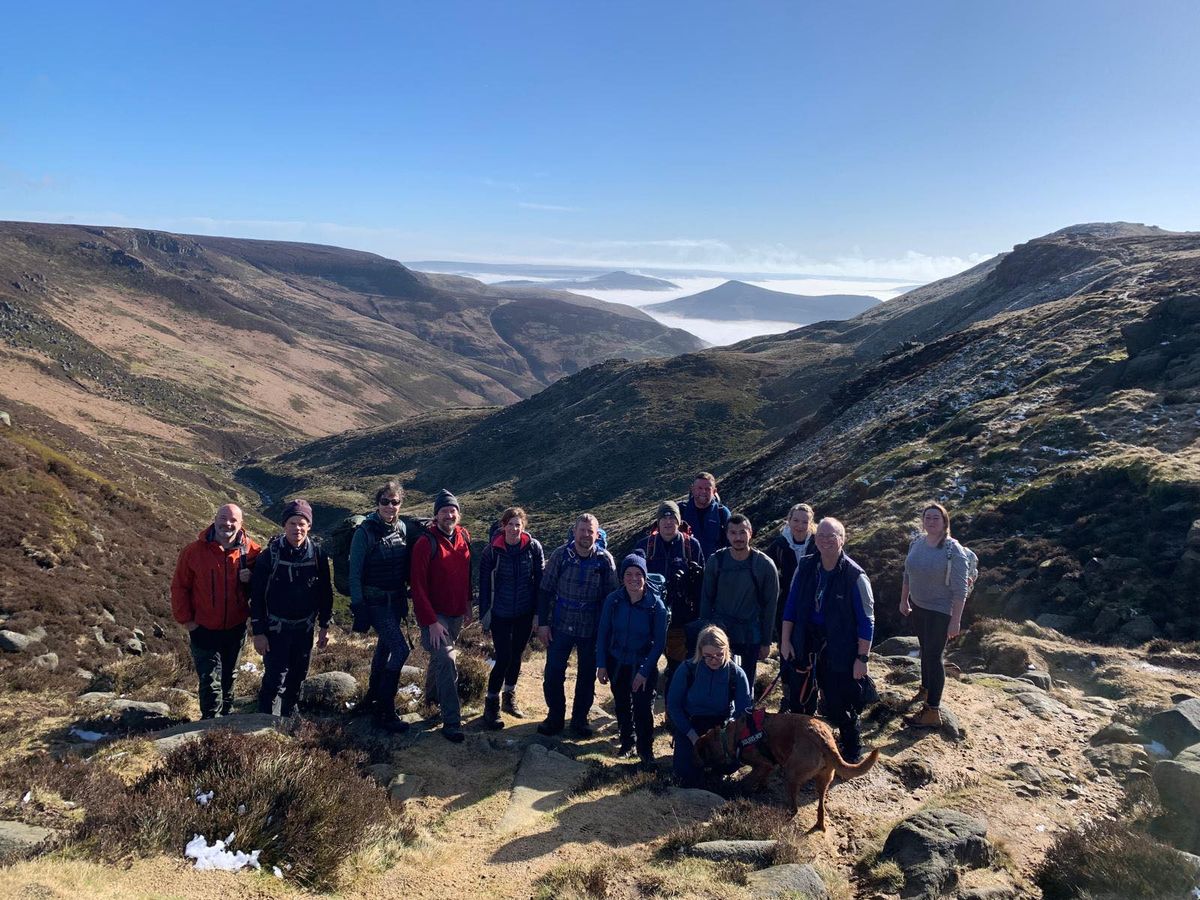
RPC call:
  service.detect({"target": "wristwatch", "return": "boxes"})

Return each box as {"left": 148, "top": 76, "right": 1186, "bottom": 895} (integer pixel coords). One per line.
{"left": 856, "top": 653, "right": 870, "bottom": 664}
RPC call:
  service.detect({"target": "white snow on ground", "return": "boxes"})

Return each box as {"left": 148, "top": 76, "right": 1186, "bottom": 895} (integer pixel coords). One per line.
{"left": 398, "top": 684, "right": 422, "bottom": 698}
{"left": 69, "top": 727, "right": 107, "bottom": 742}
{"left": 1146, "top": 740, "right": 1171, "bottom": 757}
{"left": 195, "top": 790, "right": 214, "bottom": 806}
{"left": 239, "top": 662, "right": 259, "bottom": 674}
{"left": 184, "top": 833, "right": 262, "bottom": 872}
{"left": 21, "top": 791, "right": 32, "bottom": 804}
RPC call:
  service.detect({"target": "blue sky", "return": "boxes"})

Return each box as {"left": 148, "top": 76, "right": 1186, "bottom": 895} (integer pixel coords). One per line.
{"left": 2, "top": 1, "right": 1197, "bottom": 279}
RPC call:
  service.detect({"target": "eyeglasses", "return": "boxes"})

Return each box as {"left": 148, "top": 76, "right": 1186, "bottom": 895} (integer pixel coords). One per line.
{"left": 815, "top": 532, "right": 842, "bottom": 540}
{"left": 701, "top": 651, "right": 724, "bottom": 663}
{"left": 379, "top": 498, "right": 402, "bottom": 506}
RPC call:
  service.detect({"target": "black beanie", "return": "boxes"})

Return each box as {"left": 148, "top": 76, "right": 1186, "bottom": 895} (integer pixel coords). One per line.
{"left": 433, "top": 489, "right": 460, "bottom": 515}
{"left": 281, "top": 498, "right": 313, "bottom": 525}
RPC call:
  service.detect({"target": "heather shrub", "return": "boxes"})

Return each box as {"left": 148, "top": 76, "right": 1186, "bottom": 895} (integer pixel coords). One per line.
{"left": 1034, "top": 816, "right": 1198, "bottom": 900}
{"left": 75, "top": 729, "right": 410, "bottom": 888}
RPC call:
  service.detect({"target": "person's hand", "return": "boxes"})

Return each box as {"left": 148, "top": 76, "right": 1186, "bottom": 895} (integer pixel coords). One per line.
{"left": 538, "top": 625, "right": 552, "bottom": 645}
{"left": 688, "top": 731, "right": 700, "bottom": 745}
{"left": 852, "top": 658, "right": 868, "bottom": 681}
{"left": 427, "top": 620, "right": 448, "bottom": 650}
{"left": 947, "top": 618, "right": 963, "bottom": 640}
{"left": 317, "top": 627, "right": 329, "bottom": 649}
{"left": 780, "top": 642, "right": 794, "bottom": 662}
{"left": 253, "top": 634, "right": 269, "bottom": 656}
{"left": 183, "top": 621, "right": 199, "bottom": 633}
{"left": 597, "top": 667, "right": 609, "bottom": 685}
{"left": 632, "top": 673, "right": 647, "bottom": 692}
{"left": 758, "top": 645, "right": 769, "bottom": 661}
{"left": 238, "top": 568, "right": 252, "bottom": 584}
{"left": 899, "top": 596, "right": 912, "bottom": 616}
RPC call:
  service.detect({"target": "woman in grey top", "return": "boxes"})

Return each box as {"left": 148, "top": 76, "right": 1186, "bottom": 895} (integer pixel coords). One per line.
{"left": 899, "top": 502, "right": 970, "bottom": 728}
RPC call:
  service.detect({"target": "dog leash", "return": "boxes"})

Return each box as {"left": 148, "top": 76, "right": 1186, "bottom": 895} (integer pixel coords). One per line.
{"left": 754, "top": 668, "right": 783, "bottom": 708}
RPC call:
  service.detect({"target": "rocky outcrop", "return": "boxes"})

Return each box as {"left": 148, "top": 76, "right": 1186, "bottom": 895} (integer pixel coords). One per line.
{"left": 299, "top": 671, "right": 359, "bottom": 710}
{"left": 744, "top": 863, "right": 828, "bottom": 898}
{"left": 688, "top": 839, "right": 777, "bottom": 864}
{"left": 878, "top": 808, "right": 992, "bottom": 899}
{"left": 1143, "top": 699, "right": 1200, "bottom": 756}
{"left": 0, "top": 820, "right": 57, "bottom": 863}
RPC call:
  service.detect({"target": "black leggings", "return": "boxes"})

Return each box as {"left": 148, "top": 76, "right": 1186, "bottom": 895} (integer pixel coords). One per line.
{"left": 911, "top": 602, "right": 951, "bottom": 708}
{"left": 488, "top": 612, "right": 535, "bottom": 696}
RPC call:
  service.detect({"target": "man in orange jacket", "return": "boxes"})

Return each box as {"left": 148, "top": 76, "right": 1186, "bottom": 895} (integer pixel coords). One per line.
{"left": 171, "top": 504, "right": 262, "bottom": 718}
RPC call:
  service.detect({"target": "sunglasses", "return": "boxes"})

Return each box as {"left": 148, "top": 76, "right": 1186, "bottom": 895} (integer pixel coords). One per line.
{"left": 378, "top": 498, "right": 402, "bottom": 506}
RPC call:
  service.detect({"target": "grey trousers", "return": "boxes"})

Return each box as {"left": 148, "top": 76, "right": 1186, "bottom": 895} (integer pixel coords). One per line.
{"left": 420, "top": 614, "right": 463, "bottom": 728}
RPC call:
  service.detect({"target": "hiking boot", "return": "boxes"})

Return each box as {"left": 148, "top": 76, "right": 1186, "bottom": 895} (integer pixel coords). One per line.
{"left": 537, "top": 718, "right": 564, "bottom": 736}
{"left": 615, "top": 739, "right": 635, "bottom": 759}
{"left": 441, "top": 725, "right": 466, "bottom": 743}
{"left": 374, "top": 712, "right": 411, "bottom": 734}
{"left": 910, "top": 686, "right": 929, "bottom": 706}
{"left": 501, "top": 691, "right": 526, "bottom": 718}
{"left": 839, "top": 743, "right": 863, "bottom": 764}
{"left": 482, "top": 695, "right": 504, "bottom": 731}
{"left": 569, "top": 720, "right": 594, "bottom": 739}
{"left": 905, "top": 704, "right": 942, "bottom": 729}
{"left": 638, "top": 756, "right": 657, "bottom": 774}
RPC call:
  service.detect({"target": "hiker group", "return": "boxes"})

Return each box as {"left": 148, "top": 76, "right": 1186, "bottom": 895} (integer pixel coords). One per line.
{"left": 170, "top": 471, "right": 976, "bottom": 784}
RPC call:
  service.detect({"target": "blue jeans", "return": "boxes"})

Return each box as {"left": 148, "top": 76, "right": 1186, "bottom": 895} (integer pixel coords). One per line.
{"left": 542, "top": 630, "right": 597, "bottom": 726}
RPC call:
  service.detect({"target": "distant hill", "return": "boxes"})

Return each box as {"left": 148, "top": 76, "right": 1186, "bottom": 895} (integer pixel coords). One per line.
{"left": 644, "top": 280, "right": 880, "bottom": 323}
{"left": 495, "top": 271, "right": 679, "bottom": 291}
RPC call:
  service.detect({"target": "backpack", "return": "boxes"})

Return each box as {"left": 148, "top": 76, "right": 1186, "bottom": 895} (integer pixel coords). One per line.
{"left": 947, "top": 539, "right": 979, "bottom": 598}
{"left": 328, "top": 513, "right": 371, "bottom": 596}
{"left": 566, "top": 525, "right": 607, "bottom": 555}
{"left": 643, "top": 522, "right": 695, "bottom": 564}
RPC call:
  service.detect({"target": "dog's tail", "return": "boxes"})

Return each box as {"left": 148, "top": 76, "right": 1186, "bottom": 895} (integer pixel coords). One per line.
{"left": 834, "top": 747, "right": 879, "bottom": 780}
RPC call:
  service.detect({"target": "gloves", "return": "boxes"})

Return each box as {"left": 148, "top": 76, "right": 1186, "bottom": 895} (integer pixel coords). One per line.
{"left": 350, "top": 603, "right": 371, "bottom": 635}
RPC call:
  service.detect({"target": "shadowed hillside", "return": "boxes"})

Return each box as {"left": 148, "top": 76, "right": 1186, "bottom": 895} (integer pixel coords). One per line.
{"left": 264, "top": 224, "right": 1200, "bottom": 643}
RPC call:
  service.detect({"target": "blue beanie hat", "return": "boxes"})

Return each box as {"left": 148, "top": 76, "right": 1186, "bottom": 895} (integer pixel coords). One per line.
{"left": 620, "top": 550, "right": 648, "bottom": 577}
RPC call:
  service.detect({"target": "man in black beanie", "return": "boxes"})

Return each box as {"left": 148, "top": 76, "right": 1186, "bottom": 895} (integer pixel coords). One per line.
{"left": 249, "top": 498, "right": 334, "bottom": 717}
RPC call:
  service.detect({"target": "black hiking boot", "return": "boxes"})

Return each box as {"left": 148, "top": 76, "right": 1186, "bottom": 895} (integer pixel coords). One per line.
{"left": 441, "top": 724, "right": 465, "bottom": 743}
{"left": 373, "top": 669, "right": 410, "bottom": 734}
{"left": 569, "top": 720, "right": 594, "bottom": 739}
{"left": 537, "top": 718, "right": 564, "bottom": 736}
{"left": 501, "top": 690, "right": 526, "bottom": 718}
{"left": 482, "top": 695, "right": 504, "bottom": 730}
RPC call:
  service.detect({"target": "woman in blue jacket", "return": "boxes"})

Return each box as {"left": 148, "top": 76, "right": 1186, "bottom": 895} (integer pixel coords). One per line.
{"left": 477, "top": 507, "right": 545, "bottom": 729}
{"left": 596, "top": 552, "right": 667, "bottom": 770}
{"left": 666, "top": 624, "right": 753, "bottom": 787}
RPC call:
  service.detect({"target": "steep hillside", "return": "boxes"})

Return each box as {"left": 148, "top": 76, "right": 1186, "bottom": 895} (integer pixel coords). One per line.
{"left": 265, "top": 226, "right": 1200, "bottom": 642}
{"left": 643, "top": 280, "right": 880, "bottom": 323}
{"left": 0, "top": 222, "right": 703, "bottom": 457}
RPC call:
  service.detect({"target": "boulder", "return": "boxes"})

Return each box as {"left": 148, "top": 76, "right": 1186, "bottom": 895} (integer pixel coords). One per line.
{"left": 0, "top": 630, "right": 31, "bottom": 652}
{"left": 1013, "top": 691, "right": 1061, "bottom": 720}
{"left": 1178, "top": 743, "right": 1200, "bottom": 765}
{"left": 1090, "top": 722, "right": 1142, "bottom": 746}
{"left": 497, "top": 744, "right": 587, "bottom": 833}
{"left": 33, "top": 652, "right": 59, "bottom": 672}
{"left": 689, "top": 839, "right": 778, "bottom": 864}
{"left": 1035, "top": 614, "right": 1077, "bottom": 633}
{"left": 1143, "top": 699, "right": 1200, "bottom": 756}
{"left": 124, "top": 637, "right": 146, "bottom": 655}
{"left": 938, "top": 706, "right": 964, "bottom": 742}
{"left": 0, "top": 411, "right": 10, "bottom": 427}
{"left": 387, "top": 773, "right": 425, "bottom": 802}
{"left": 874, "top": 636, "right": 922, "bottom": 657}
{"left": 1119, "top": 615, "right": 1158, "bottom": 643}
{"left": 1152, "top": 758, "right": 1200, "bottom": 819}
{"left": 148, "top": 713, "right": 283, "bottom": 754}
{"left": 0, "top": 820, "right": 56, "bottom": 863}
{"left": 400, "top": 665, "right": 423, "bottom": 679}
{"left": 1091, "top": 606, "right": 1123, "bottom": 635}
{"left": 366, "top": 763, "right": 396, "bottom": 786}
{"left": 299, "top": 671, "right": 359, "bottom": 710}
{"left": 663, "top": 787, "right": 727, "bottom": 816}
{"left": 878, "top": 808, "right": 992, "bottom": 899}
{"left": 885, "top": 757, "right": 935, "bottom": 789}
{"left": 1009, "top": 762, "right": 1049, "bottom": 786}
{"left": 1084, "top": 743, "right": 1150, "bottom": 774}
{"left": 1018, "top": 670, "right": 1053, "bottom": 690}
{"left": 744, "top": 863, "right": 828, "bottom": 899}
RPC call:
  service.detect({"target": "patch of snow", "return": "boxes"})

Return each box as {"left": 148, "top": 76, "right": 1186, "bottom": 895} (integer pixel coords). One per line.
{"left": 184, "top": 833, "right": 262, "bottom": 872}
{"left": 1146, "top": 741, "right": 1171, "bottom": 757}
{"left": 70, "top": 727, "right": 107, "bottom": 742}
{"left": 239, "top": 662, "right": 259, "bottom": 674}
{"left": 195, "top": 790, "right": 214, "bottom": 806}
{"left": 237, "top": 804, "right": 246, "bottom": 815}
{"left": 273, "top": 866, "right": 283, "bottom": 879}
{"left": 398, "top": 684, "right": 422, "bottom": 697}
{"left": 908, "top": 650, "right": 921, "bottom": 657}
{"left": 487, "top": 658, "right": 497, "bottom": 670}
{"left": 1036, "top": 824, "right": 1046, "bottom": 832}
{"left": 21, "top": 790, "right": 32, "bottom": 804}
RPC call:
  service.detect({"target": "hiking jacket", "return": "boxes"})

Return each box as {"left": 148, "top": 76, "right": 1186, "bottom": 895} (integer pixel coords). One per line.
{"left": 666, "top": 659, "right": 752, "bottom": 729}
{"left": 783, "top": 551, "right": 875, "bottom": 673}
{"left": 595, "top": 586, "right": 668, "bottom": 678}
{"left": 478, "top": 532, "right": 545, "bottom": 620}
{"left": 410, "top": 524, "right": 472, "bottom": 626}
{"left": 248, "top": 536, "right": 333, "bottom": 635}
{"left": 699, "top": 548, "right": 781, "bottom": 646}
{"left": 538, "top": 542, "right": 618, "bottom": 638}
{"left": 171, "top": 527, "right": 262, "bottom": 631}
{"left": 348, "top": 512, "right": 409, "bottom": 609}
{"left": 681, "top": 497, "right": 731, "bottom": 558}
{"left": 635, "top": 530, "right": 705, "bottom": 625}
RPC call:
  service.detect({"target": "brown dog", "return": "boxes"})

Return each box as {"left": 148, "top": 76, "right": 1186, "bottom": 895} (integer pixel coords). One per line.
{"left": 694, "top": 712, "right": 879, "bottom": 831}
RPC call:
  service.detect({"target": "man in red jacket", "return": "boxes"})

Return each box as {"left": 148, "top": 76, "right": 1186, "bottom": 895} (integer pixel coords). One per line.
{"left": 171, "top": 504, "right": 262, "bottom": 718}
{"left": 410, "top": 489, "right": 472, "bottom": 742}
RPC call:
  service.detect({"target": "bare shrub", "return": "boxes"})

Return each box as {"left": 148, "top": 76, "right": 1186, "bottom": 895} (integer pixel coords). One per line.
{"left": 74, "top": 729, "right": 410, "bottom": 889}
{"left": 534, "top": 857, "right": 616, "bottom": 899}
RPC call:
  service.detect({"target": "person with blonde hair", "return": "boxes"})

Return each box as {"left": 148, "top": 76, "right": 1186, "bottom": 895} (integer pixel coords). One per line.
{"left": 666, "top": 624, "right": 752, "bottom": 786}
{"left": 900, "top": 502, "right": 970, "bottom": 729}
